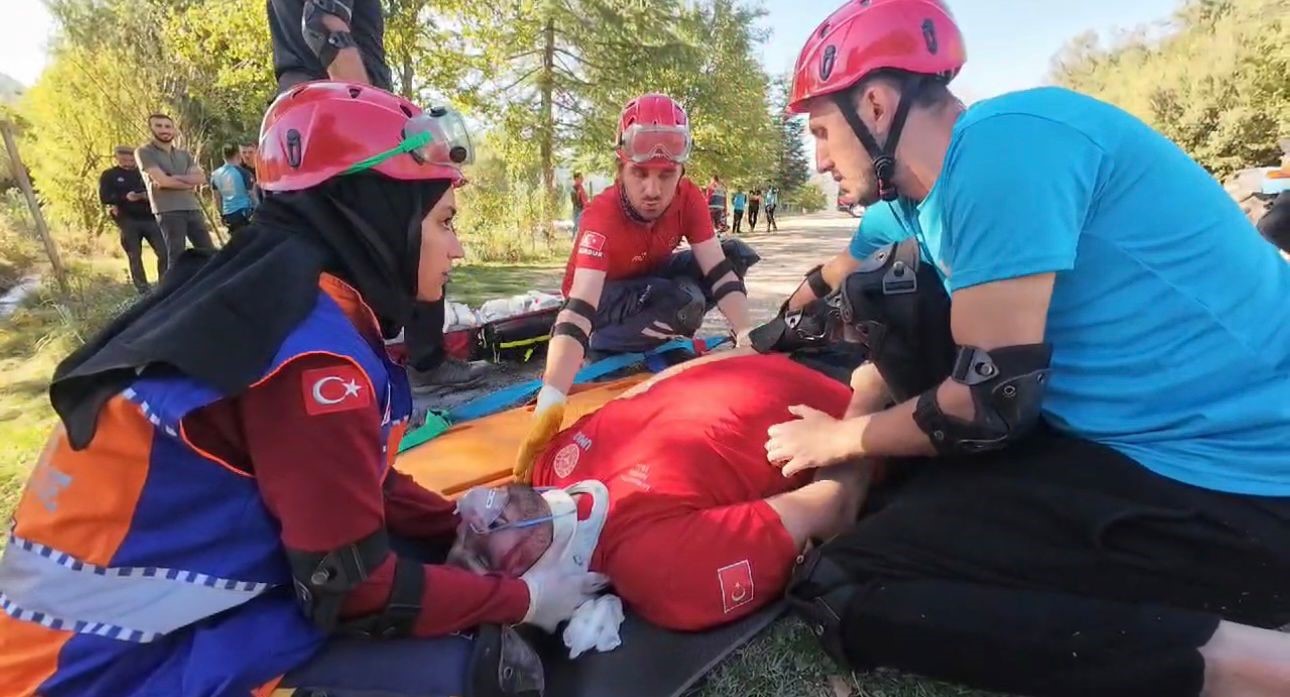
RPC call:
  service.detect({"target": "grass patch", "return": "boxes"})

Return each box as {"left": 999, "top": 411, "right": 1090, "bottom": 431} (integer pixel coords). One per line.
{"left": 446, "top": 261, "right": 566, "bottom": 307}
{"left": 0, "top": 259, "right": 140, "bottom": 545}
{"left": 689, "top": 616, "right": 997, "bottom": 697}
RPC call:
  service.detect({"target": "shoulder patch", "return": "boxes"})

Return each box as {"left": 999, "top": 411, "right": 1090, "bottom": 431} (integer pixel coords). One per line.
{"left": 580, "top": 230, "right": 607, "bottom": 252}
{"left": 300, "top": 363, "right": 373, "bottom": 416}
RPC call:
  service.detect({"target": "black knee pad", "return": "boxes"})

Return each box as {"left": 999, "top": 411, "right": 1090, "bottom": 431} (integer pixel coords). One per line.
{"left": 718, "top": 237, "right": 761, "bottom": 277}
{"left": 466, "top": 624, "right": 544, "bottom": 697}
{"left": 840, "top": 239, "right": 954, "bottom": 401}
{"left": 673, "top": 292, "right": 706, "bottom": 336}
{"left": 785, "top": 548, "right": 871, "bottom": 671}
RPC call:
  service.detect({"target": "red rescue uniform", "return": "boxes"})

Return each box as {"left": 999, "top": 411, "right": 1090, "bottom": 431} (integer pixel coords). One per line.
{"left": 532, "top": 354, "right": 851, "bottom": 630}
{"left": 561, "top": 179, "right": 714, "bottom": 296}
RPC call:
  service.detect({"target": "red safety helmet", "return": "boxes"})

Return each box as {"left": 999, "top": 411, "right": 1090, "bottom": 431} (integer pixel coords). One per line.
{"left": 257, "top": 81, "right": 471, "bottom": 192}
{"left": 788, "top": 0, "right": 966, "bottom": 114}
{"left": 787, "top": 0, "right": 966, "bottom": 201}
{"left": 615, "top": 93, "right": 693, "bottom": 167}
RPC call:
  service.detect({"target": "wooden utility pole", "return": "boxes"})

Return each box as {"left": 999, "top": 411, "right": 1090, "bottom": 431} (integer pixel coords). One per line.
{"left": 1, "top": 119, "right": 69, "bottom": 294}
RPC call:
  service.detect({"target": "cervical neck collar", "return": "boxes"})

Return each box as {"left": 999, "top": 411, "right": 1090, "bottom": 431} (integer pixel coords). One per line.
{"left": 531, "top": 480, "right": 610, "bottom": 574}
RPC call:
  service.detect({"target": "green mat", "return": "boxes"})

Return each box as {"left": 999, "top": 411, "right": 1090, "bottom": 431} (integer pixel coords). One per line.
{"left": 400, "top": 410, "right": 451, "bottom": 451}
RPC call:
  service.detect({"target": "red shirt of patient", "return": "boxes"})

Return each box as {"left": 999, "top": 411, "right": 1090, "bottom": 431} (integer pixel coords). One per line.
{"left": 532, "top": 354, "right": 851, "bottom": 631}
{"left": 560, "top": 178, "right": 714, "bottom": 296}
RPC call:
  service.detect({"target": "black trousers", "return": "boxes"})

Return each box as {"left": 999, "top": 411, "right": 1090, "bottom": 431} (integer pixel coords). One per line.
{"left": 222, "top": 209, "right": 253, "bottom": 235}
{"left": 747, "top": 202, "right": 760, "bottom": 230}
{"left": 590, "top": 238, "right": 759, "bottom": 354}
{"left": 115, "top": 216, "right": 167, "bottom": 291}
{"left": 789, "top": 246, "right": 1290, "bottom": 697}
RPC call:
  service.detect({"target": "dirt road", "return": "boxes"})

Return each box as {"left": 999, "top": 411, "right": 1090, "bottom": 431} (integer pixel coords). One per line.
{"left": 704, "top": 211, "right": 858, "bottom": 332}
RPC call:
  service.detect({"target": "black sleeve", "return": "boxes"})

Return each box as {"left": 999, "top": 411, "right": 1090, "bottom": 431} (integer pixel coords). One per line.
{"left": 1258, "top": 192, "right": 1290, "bottom": 253}
{"left": 266, "top": 0, "right": 392, "bottom": 93}
{"left": 98, "top": 171, "right": 121, "bottom": 206}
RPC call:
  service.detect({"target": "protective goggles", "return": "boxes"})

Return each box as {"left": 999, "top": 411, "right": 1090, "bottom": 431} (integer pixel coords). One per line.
{"left": 455, "top": 486, "right": 572, "bottom": 537}
{"left": 618, "top": 124, "right": 692, "bottom": 165}
{"left": 343, "top": 105, "right": 475, "bottom": 175}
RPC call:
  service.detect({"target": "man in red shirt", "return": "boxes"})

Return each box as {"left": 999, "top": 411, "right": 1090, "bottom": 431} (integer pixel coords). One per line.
{"left": 571, "top": 171, "right": 590, "bottom": 233}
{"left": 518, "top": 93, "right": 760, "bottom": 477}
{"left": 455, "top": 351, "right": 872, "bottom": 631}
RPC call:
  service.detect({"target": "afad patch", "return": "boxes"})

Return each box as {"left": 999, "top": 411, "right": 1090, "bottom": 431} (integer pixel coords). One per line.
{"left": 717, "top": 560, "right": 755, "bottom": 615}
{"left": 552, "top": 443, "right": 580, "bottom": 478}
{"left": 301, "top": 364, "right": 373, "bottom": 416}
{"left": 578, "top": 231, "right": 607, "bottom": 259}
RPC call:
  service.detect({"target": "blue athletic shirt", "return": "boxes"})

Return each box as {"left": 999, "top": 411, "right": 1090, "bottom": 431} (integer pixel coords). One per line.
{"left": 733, "top": 192, "right": 747, "bottom": 211}
{"left": 848, "top": 201, "right": 913, "bottom": 260}
{"left": 874, "top": 86, "right": 1290, "bottom": 496}
{"left": 211, "top": 163, "right": 254, "bottom": 215}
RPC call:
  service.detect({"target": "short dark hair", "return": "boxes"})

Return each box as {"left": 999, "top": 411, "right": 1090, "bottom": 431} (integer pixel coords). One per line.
{"left": 223, "top": 144, "right": 240, "bottom": 159}
{"left": 853, "top": 69, "right": 954, "bottom": 110}
{"left": 114, "top": 145, "right": 133, "bottom": 155}
{"left": 573, "top": 171, "right": 583, "bottom": 179}
{"left": 147, "top": 113, "right": 173, "bottom": 123}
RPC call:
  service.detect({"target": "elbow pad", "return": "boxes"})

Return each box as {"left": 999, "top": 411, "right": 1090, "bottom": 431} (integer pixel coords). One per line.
{"left": 301, "top": 0, "right": 356, "bottom": 68}
{"left": 702, "top": 259, "right": 746, "bottom": 303}
{"left": 551, "top": 298, "right": 595, "bottom": 353}
{"left": 912, "top": 343, "right": 1052, "bottom": 455}
{"left": 286, "top": 527, "right": 423, "bottom": 638}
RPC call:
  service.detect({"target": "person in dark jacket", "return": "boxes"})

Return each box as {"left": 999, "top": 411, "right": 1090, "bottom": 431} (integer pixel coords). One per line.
{"left": 98, "top": 145, "right": 167, "bottom": 293}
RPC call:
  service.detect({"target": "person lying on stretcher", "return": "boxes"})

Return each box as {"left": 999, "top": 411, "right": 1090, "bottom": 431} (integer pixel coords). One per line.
{"left": 447, "top": 350, "right": 873, "bottom": 631}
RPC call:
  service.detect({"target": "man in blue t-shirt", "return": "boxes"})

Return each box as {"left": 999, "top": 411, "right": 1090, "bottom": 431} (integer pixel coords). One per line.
{"left": 210, "top": 144, "right": 257, "bottom": 234}
{"left": 731, "top": 189, "right": 747, "bottom": 234}
{"left": 762, "top": 3, "right": 1290, "bottom": 697}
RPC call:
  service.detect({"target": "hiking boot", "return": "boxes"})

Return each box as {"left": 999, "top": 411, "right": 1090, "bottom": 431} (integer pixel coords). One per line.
{"left": 408, "top": 357, "right": 488, "bottom": 394}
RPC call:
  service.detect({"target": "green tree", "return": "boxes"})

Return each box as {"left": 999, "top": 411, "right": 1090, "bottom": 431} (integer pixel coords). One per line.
{"left": 447, "top": 0, "right": 700, "bottom": 229}
{"left": 1049, "top": 0, "right": 1290, "bottom": 177}
{"left": 27, "top": 0, "right": 273, "bottom": 232}
{"left": 768, "top": 76, "right": 812, "bottom": 195}
{"left": 573, "top": 0, "right": 777, "bottom": 183}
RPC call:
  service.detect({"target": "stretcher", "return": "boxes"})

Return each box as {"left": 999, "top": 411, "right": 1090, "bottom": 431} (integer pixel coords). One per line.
{"left": 396, "top": 374, "right": 648, "bottom": 496}
{"left": 391, "top": 336, "right": 786, "bottom": 697}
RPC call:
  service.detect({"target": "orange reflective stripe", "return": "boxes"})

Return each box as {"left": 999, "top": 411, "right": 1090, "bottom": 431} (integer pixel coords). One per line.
{"left": 0, "top": 611, "right": 70, "bottom": 697}
{"left": 385, "top": 422, "right": 408, "bottom": 469}
{"left": 252, "top": 675, "right": 287, "bottom": 697}
{"left": 318, "top": 273, "right": 382, "bottom": 342}
{"left": 13, "top": 397, "right": 152, "bottom": 566}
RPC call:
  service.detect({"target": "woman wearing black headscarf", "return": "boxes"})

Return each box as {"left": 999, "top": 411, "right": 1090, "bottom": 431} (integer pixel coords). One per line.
{"left": 0, "top": 82, "right": 602, "bottom": 697}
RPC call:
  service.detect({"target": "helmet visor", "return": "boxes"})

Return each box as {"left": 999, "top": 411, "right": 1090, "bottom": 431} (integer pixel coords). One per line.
{"left": 342, "top": 104, "right": 474, "bottom": 175}
{"left": 620, "top": 124, "right": 692, "bottom": 164}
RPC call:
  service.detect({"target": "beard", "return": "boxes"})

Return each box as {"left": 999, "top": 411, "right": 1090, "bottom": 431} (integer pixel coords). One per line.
{"left": 840, "top": 175, "right": 882, "bottom": 207}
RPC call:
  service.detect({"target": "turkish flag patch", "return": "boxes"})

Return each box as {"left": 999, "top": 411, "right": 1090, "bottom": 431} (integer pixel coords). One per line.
{"left": 717, "top": 560, "right": 755, "bottom": 615}
{"left": 579, "top": 231, "right": 607, "bottom": 253}
{"left": 301, "top": 364, "right": 373, "bottom": 416}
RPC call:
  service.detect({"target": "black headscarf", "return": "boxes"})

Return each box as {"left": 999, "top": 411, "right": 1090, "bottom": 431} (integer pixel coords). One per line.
{"left": 50, "top": 173, "right": 451, "bottom": 450}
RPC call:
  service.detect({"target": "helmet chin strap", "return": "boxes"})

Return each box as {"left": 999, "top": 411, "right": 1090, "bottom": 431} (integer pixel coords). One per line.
{"left": 618, "top": 183, "right": 654, "bottom": 225}
{"left": 832, "top": 75, "right": 926, "bottom": 202}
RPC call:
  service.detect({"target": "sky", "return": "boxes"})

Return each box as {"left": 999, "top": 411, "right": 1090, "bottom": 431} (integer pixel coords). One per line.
{"left": 757, "top": 0, "right": 1183, "bottom": 104}
{"left": 7, "top": 0, "right": 1185, "bottom": 90}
